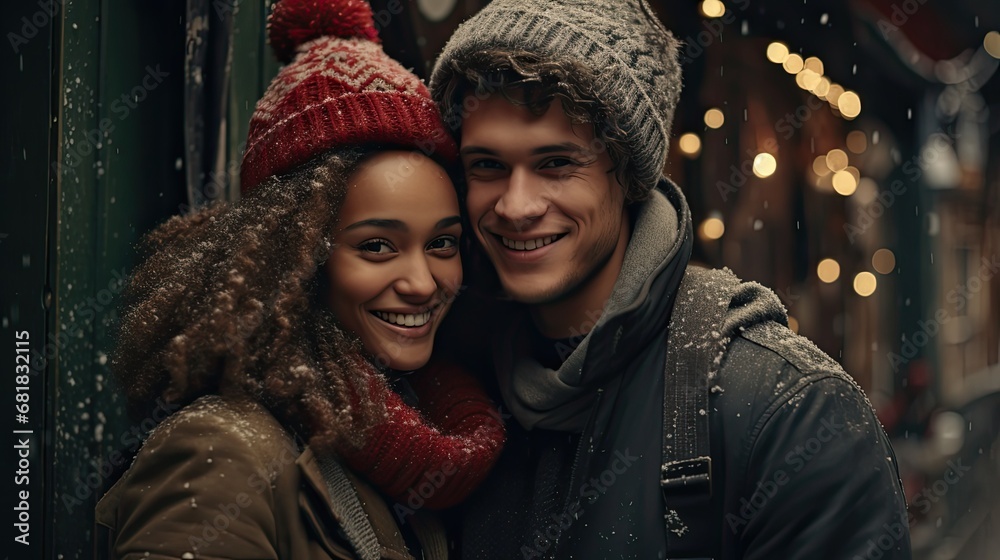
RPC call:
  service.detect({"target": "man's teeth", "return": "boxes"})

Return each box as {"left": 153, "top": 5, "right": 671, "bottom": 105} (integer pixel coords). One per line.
{"left": 501, "top": 235, "right": 559, "bottom": 251}
{"left": 373, "top": 311, "right": 432, "bottom": 327}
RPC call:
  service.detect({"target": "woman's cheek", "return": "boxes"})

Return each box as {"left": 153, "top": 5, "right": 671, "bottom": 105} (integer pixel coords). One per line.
{"left": 440, "top": 259, "right": 464, "bottom": 301}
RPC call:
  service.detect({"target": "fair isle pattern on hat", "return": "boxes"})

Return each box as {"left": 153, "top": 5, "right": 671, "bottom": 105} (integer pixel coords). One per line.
{"left": 240, "top": 0, "right": 457, "bottom": 194}
{"left": 250, "top": 39, "right": 422, "bottom": 122}
{"left": 430, "top": 0, "right": 681, "bottom": 195}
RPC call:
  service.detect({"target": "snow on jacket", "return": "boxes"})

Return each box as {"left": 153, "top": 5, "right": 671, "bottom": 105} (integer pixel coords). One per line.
{"left": 95, "top": 395, "right": 449, "bottom": 560}
{"left": 459, "top": 179, "right": 911, "bottom": 559}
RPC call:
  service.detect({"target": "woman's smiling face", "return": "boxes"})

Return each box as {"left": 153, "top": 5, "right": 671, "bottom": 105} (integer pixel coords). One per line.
{"left": 325, "top": 151, "right": 463, "bottom": 371}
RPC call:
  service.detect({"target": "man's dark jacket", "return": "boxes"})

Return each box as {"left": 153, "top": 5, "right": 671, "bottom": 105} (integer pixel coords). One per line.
{"left": 453, "top": 179, "right": 911, "bottom": 560}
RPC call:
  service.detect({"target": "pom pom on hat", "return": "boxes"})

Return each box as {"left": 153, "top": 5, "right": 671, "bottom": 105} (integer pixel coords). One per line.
{"left": 269, "top": 0, "right": 380, "bottom": 63}
{"left": 240, "top": 0, "right": 457, "bottom": 194}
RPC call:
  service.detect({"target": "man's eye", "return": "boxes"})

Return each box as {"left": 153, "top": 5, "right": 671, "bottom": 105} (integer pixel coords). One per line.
{"left": 358, "top": 239, "right": 394, "bottom": 254}
{"left": 427, "top": 236, "right": 458, "bottom": 252}
{"left": 541, "top": 157, "right": 576, "bottom": 169}
{"left": 469, "top": 159, "right": 504, "bottom": 170}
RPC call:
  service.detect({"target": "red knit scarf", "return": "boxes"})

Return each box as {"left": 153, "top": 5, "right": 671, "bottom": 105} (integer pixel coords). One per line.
{"left": 338, "top": 361, "right": 506, "bottom": 509}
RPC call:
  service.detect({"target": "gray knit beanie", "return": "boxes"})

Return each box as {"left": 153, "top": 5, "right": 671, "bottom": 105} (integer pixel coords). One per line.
{"left": 430, "top": 0, "right": 682, "bottom": 194}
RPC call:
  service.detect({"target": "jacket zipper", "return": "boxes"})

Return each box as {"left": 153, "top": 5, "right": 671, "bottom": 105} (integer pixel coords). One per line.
{"left": 549, "top": 385, "right": 604, "bottom": 558}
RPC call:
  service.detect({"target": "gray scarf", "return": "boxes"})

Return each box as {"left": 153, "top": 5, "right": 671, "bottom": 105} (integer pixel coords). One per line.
{"left": 496, "top": 189, "right": 682, "bottom": 432}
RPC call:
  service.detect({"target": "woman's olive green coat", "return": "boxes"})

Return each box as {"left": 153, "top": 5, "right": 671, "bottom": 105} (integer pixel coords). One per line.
{"left": 96, "top": 396, "right": 447, "bottom": 559}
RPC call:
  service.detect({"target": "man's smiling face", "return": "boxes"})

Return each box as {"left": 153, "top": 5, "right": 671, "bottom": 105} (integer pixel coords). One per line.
{"left": 460, "top": 93, "right": 628, "bottom": 306}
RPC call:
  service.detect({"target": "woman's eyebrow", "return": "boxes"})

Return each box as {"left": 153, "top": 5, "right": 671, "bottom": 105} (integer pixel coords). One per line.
{"left": 343, "top": 218, "right": 407, "bottom": 232}
{"left": 436, "top": 216, "right": 462, "bottom": 229}
{"left": 343, "top": 216, "right": 461, "bottom": 232}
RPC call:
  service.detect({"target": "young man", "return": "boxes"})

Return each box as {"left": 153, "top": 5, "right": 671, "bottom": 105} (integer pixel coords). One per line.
{"left": 430, "top": 1, "right": 911, "bottom": 559}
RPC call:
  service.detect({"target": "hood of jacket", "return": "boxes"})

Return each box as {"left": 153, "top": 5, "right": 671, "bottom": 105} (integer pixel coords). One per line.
{"left": 497, "top": 178, "right": 695, "bottom": 431}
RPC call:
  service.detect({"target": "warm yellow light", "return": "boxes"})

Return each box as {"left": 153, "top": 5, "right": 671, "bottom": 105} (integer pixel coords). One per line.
{"left": 985, "top": 31, "right": 1000, "bottom": 59}
{"left": 813, "top": 172, "right": 834, "bottom": 193}
{"left": 856, "top": 177, "right": 878, "bottom": 206}
{"left": 814, "top": 77, "right": 831, "bottom": 98}
{"left": 700, "top": 0, "right": 726, "bottom": 18}
{"left": 817, "top": 258, "right": 840, "bottom": 283}
{"left": 782, "top": 53, "right": 804, "bottom": 74}
{"left": 794, "top": 70, "right": 808, "bottom": 89}
{"left": 704, "top": 108, "right": 725, "bottom": 129}
{"left": 832, "top": 170, "right": 858, "bottom": 196}
{"left": 700, "top": 217, "right": 725, "bottom": 240}
{"left": 812, "top": 155, "right": 831, "bottom": 177}
{"left": 839, "top": 91, "right": 861, "bottom": 119}
{"left": 804, "top": 73, "right": 823, "bottom": 92}
{"left": 844, "top": 165, "right": 861, "bottom": 183}
{"left": 872, "top": 248, "right": 896, "bottom": 274}
{"left": 787, "top": 315, "right": 800, "bottom": 334}
{"left": 854, "top": 272, "right": 877, "bottom": 297}
{"left": 796, "top": 69, "right": 821, "bottom": 91}
{"left": 752, "top": 153, "right": 777, "bottom": 178}
{"left": 826, "top": 83, "right": 845, "bottom": 106}
{"left": 803, "top": 56, "right": 824, "bottom": 75}
{"left": 825, "top": 149, "right": 849, "bottom": 172}
{"left": 766, "top": 42, "right": 789, "bottom": 64}
{"left": 678, "top": 133, "right": 702, "bottom": 157}
{"left": 846, "top": 130, "right": 868, "bottom": 153}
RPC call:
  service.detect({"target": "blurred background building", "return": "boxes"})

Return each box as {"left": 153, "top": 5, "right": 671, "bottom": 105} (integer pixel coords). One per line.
{"left": 2, "top": 0, "right": 998, "bottom": 558}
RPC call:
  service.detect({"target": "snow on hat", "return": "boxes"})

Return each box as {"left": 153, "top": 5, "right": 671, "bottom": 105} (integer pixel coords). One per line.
{"left": 430, "top": 0, "right": 682, "bottom": 195}
{"left": 240, "top": 0, "right": 458, "bottom": 194}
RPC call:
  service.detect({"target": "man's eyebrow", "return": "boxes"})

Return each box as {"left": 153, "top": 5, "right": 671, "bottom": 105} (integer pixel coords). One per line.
{"left": 460, "top": 143, "right": 590, "bottom": 156}
{"left": 530, "top": 142, "right": 589, "bottom": 155}
{"left": 460, "top": 146, "right": 498, "bottom": 156}
{"left": 343, "top": 219, "right": 407, "bottom": 232}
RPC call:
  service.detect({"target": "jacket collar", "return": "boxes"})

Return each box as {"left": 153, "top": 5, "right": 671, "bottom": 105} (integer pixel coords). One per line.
{"left": 497, "top": 178, "right": 694, "bottom": 431}
{"left": 578, "top": 178, "right": 693, "bottom": 380}
{"left": 297, "top": 448, "right": 414, "bottom": 560}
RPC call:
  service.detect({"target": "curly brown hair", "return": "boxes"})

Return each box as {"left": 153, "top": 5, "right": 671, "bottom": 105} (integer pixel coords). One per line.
{"left": 435, "top": 49, "right": 647, "bottom": 205}
{"left": 112, "top": 149, "right": 389, "bottom": 451}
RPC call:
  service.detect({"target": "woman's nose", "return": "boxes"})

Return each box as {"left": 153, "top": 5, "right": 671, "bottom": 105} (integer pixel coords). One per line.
{"left": 393, "top": 255, "right": 437, "bottom": 301}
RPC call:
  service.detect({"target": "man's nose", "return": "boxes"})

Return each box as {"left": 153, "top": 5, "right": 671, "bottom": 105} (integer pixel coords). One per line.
{"left": 494, "top": 167, "right": 548, "bottom": 229}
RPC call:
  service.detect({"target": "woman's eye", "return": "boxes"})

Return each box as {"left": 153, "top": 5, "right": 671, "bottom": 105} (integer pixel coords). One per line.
{"left": 427, "top": 236, "right": 458, "bottom": 252}
{"left": 358, "top": 239, "right": 394, "bottom": 254}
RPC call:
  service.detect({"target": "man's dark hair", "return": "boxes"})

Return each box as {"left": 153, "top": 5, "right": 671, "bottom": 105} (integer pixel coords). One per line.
{"left": 436, "top": 49, "right": 650, "bottom": 205}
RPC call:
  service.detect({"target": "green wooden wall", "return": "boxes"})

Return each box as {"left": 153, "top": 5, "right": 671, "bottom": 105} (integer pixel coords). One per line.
{"left": 2, "top": 1, "right": 277, "bottom": 557}
{"left": 1, "top": 0, "right": 482, "bottom": 556}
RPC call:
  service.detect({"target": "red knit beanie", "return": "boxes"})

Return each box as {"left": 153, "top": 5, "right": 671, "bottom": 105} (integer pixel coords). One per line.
{"left": 240, "top": 0, "right": 458, "bottom": 194}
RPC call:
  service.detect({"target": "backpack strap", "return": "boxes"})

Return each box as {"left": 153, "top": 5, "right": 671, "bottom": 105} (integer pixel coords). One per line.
{"left": 661, "top": 266, "right": 741, "bottom": 559}
{"left": 315, "top": 454, "right": 382, "bottom": 560}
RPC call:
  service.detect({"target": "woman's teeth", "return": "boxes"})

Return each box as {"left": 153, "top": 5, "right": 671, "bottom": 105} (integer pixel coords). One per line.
{"left": 372, "top": 311, "right": 432, "bottom": 327}
{"left": 501, "top": 235, "right": 559, "bottom": 251}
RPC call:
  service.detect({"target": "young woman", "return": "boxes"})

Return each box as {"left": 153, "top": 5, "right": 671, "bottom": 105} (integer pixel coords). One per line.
{"left": 95, "top": 1, "right": 504, "bottom": 558}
